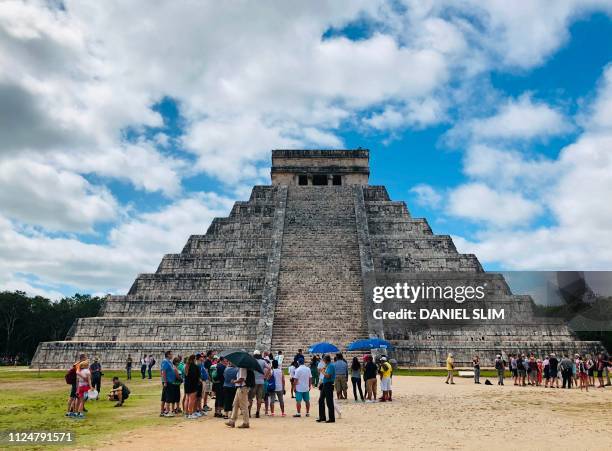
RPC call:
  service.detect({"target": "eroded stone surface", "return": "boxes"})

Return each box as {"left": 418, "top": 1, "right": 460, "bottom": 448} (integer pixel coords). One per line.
{"left": 31, "top": 150, "right": 604, "bottom": 368}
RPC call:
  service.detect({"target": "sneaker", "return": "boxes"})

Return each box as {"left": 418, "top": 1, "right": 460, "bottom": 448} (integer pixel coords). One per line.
{"left": 114, "top": 403, "right": 123, "bottom": 407}
{"left": 305, "top": 413, "right": 310, "bottom": 417}
{"left": 237, "top": 424, "right": 250, "bottom": 429}
{"left": 65, "top": 412, "right": 72, "bottom": 417}
{"left": 255, "top": 412, "right": 260, "bottom": 418}
{"left": 160, "top": 412, "right": 166, "bottom": 417}
{"left": 203, "top": 405, "right": 211, "bottom": 412}
{"left": 281, "top": 413, "right": 286, "bottom": 417}
{"left": 293, "top": 414, "right": 301, "bottom": 418}
{"left": 194, "top": 411, "right": 203, "bottom": 417}
{"left": 225, "top": 421, "right": 235, "bottom": 428}
{"left": 270, "top": 412, "right": 275, "bottom": 416}
{"left": 75, "top": 413, "right": 85, "bottom": 419}
{"left": 164, "top": 412, "right": 175, "bottom": 417}
{"left": 187, "top": 414, "right": 198, "bottom": 419}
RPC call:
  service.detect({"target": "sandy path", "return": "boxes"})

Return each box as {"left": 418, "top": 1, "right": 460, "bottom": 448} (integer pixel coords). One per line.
{"left": 92, "top": 376, "right": 612, "bottom": 451}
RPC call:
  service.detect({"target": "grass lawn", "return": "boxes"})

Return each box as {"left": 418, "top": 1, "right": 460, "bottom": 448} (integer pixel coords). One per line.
{"left": 0, "top": 367, "right": 166, "bottom": 450}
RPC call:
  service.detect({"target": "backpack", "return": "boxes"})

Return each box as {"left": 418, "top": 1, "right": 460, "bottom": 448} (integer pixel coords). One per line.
{"left": 267, "top": 373, "right": 276, "bottom": 392}
{"left": 209, "top": 365, "right": 218, "bottom": 383}
{"left": 65, "top": 366, "right": 77, "bottom": 385}
{"left": 495, "top": 359, "right": 503, "bottom": 371}
{"left": 245, "top": 369, "right": 255, "bottom": 388}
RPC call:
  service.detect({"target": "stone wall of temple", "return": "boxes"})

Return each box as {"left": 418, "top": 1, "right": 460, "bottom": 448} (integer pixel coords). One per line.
{"left": 31, "top": 150, "right": 605, "bottom": 369}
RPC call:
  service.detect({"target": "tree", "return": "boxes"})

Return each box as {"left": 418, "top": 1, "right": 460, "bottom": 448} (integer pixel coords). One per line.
{"left": 0, "top": 291, "right": 104, "bottom": 363}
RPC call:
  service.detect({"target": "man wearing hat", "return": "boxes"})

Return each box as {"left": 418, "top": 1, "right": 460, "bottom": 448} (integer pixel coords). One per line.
{"left": 248, "top": 350, "right": 269, "bottom": 419}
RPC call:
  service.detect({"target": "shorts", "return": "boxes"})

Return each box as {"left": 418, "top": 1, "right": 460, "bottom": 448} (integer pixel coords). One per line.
{"left": 204, "top": 381, "right": 212, "bottom": 393}
{"left": 334, "top": 375, "right": 348, "bottom": 392}
{"left": 167, "top": 383, "right": 181, "bottom": 403}
{"left": 295, "top": 391, "right": 310, "bottom": 402}
{"left": 70, "top": 382, "right": 78, "bottom": 399}
{"left": 249, "top": 384, "right": 264, "bottom": 402}
{"left": 77, "top": 384, "right": 90, "bottom": 399}
{"left": 512, "top": 368, "right": 518, "bottom": 377}
{"left": 270, "top": 390, "right": 283, "bottom": 403}
{"left": 380, "top": 377, "right": 392, "bottom": 391}
{"left": 597, "top": 370, "right": 603, "bottom": 378}
{"left": 518, "top": 369, "right": 526, "bottom": 377}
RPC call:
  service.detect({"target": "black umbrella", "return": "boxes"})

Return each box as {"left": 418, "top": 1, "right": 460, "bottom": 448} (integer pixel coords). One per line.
{"left": 219, "top": 349, "right": 263, "bottom": 373}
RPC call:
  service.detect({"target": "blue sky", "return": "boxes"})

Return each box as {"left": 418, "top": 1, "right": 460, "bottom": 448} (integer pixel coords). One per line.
{"left": 1, "top": 1, "right": 612, "bottom": 298}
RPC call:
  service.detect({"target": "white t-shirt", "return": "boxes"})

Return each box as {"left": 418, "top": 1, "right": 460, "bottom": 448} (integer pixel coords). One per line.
{"left": 77, "top": 368, "right": 90, "bottom": 387}
{"left": 272, "top": 368, "right": 283, "bottom": 391}
{"left": 235, "top": 367, "right": 247, "bottom": 387}
{"left": 276, "top": 355, "right": 284, "bottom": 368}
{"left": 289, "top": 365, "right": 296, "bottom": 378}
{"left": 317, "top": 360, "right": 325, "bottom": 375}
{"left": 294, "top": 365, "right": 311, "bottom": 392}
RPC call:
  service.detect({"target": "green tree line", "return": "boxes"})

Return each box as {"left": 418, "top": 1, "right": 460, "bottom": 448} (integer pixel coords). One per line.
{"left": 0, "top": 291, "right": 103, "bottom": 364}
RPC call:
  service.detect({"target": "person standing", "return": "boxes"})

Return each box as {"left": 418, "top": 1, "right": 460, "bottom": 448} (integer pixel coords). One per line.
{"left": 445, "top": 353, "right": 455, "bottom": 385}
{"left": 141, "top": 354, "right": 148, "bottom": 379}
{"left": 226, "top": 365, "right": 250, "bottom": 428}
{"left": 125, "top": 354, "right": 133, "bottom": 380}
{"left": 222, "top": 362, "right": 238, "bottom": 419}
{"left": 183, "top": 354, "right": 200, "bottom": 419}
{"left": 317, "top": 355, "right": 336, "bottom": 423}
{"left": 560, "top": 354, "right": 573, "bottom": 389}
{"left": 90, "top": 358, "right": 102, "bottom": 397}
{"left": 212, "top": 357, "right": 226, "bottom": 418}
{"left": 378, "top": 357, "right": 393, "bottom": 401}
{"left": 275, "top": 350, "right": 284, "bottom": 368}
{"left": 350, "top": 357, "right": 364, "bottom": 402}
{"left": 334, "top": 353, "right": 348, "bottom": 400}
{"left": 494, "top": 354, "right": 505, "bottom": 385}
{"left": 65, "top": 353, "right": 87, "bottom": 417}
{"left": 289, "top": 360, "right": 298, "bottom": 399}
{"left": 269, "top": 359, "right": 286, "bottom": 416}
{"left": 472, "top": 355, "right": 480, "bottom": 384}
{"left": 248, "top": 350, "right": 269, "bottom": 418}
{"left": 549, "top": 353, "right": 560, "bottom": 388}
{"left": 293, "top": 358, "right": 312, "bottom": 417}
{"left": 160, "top": 350, "right": 177, "bottom": 417}
{"left": 310, "top": 355, "right": 320, "bottom": 387}
{"left": 363, "top": 355, "right": 377, "bottom": 402}
{"left": 75, "top": 360, "right": 92, "bottom": 419}
{"left": 148, "top": 354, "right": 156, "bottom": 380}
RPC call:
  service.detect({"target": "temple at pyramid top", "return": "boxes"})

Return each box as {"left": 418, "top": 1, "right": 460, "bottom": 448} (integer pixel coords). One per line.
{"left": 271, "top": 149, "right": 370, "bottom": 186}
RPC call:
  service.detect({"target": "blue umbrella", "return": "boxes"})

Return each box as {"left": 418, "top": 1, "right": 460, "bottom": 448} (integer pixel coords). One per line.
{"left": 308, "top": 342, "right": 339, "bottom": 354}
{"left": 347, "top": 338, "right": 395, "bottom": 351}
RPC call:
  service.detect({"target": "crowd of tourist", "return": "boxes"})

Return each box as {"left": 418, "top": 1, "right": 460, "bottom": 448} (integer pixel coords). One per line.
{"left": 64, "top": 348, "right": 609, "bottom": 422}
{"left": 445, "top": 351, "right": 611, "bottom": 389}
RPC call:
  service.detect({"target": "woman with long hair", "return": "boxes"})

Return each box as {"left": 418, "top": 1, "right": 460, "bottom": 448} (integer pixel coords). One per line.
{"left": 184, "top": 354, "right": 200, "bottom": 419}
{"left": 351, "top": 357, "right": 364, "bottom": 402}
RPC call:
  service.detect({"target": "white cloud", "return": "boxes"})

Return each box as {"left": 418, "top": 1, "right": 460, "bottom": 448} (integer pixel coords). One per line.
{"left": 0, "top": 273, "right": 65, "bottom": 301}
{"left": 0, "top": 192, "right": 235, "bottom": 294}
{"left": 452, "top": 64, "right": 612, "bottom": 269}
{"left": 448, "top": 183, "right": 542, "bottom": 227}
{"left": 410, "top": 184, "right": 443, "bottom": 208}
{"left": 455, "top": 94, "right": 571, "bottom": 142}
{"left": 0, "top": 158, "right": 117, "bottom": 232}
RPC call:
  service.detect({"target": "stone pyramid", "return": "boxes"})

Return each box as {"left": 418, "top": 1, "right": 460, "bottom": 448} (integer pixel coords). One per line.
{"left": 32, "top": 149, "right": 604, "bottom": 368}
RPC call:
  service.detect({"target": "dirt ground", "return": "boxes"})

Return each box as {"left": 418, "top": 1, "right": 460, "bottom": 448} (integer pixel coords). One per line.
{"left": 90, "top": 376, "right": 612, "bottom": 451}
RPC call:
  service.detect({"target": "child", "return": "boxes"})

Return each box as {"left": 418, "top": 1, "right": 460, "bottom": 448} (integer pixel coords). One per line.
{"left": 75, "top": 360, "right": 92, "bottom": 419}
{"left": 269, "top": 360, "right": 285, "bottom": 416}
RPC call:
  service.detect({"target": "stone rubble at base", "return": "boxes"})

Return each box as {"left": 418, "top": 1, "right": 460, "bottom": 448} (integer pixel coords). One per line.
{"left": 31, "top": 149, "right": 604, "bottom": 369}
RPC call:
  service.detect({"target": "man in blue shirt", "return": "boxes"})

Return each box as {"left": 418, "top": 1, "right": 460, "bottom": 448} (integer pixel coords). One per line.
{"left": 160, "top": 351, "right": 176, "bottom": 417}
{"left": 317, "top": 355, "right": 336, "bottom": 423}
